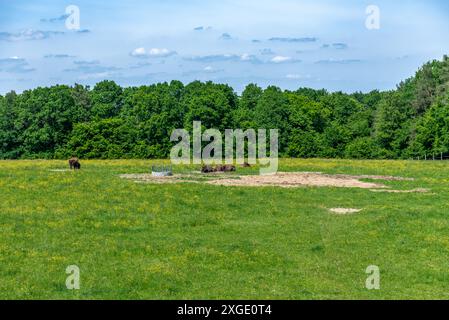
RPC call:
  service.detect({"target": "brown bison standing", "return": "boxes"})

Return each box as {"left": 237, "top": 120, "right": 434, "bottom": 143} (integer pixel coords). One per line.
{"left": 68, "top": 157, "right": 81, "bottom": 170}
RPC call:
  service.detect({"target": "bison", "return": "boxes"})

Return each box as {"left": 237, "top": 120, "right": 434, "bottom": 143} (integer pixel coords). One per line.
{"left": 221, "top": 164, "right": 236, "bottom": 172}
{"left": 68, "top": 157, "right": 81, "bottom": 170}
{"left": 202, "top": 164, "right": 236, "bottom": 173}
{"left": 201, "top": 165, "right": 215, "bottom": 173}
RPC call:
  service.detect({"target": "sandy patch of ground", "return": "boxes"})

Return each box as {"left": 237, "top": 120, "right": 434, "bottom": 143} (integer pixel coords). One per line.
{"left": 120, "top": 172, "right": 431, "bottom": 193}
{"left": 369, "top": 188, "right": 429, "bottom": 193}
{"left": 119, "top": 174, "right": 195, "bottom": 184}
{"left": 329, "top": 208, "right": 362, "bottom": 215}
{"left": 120, "top": 171, "right": 431, "bottom": 194}
{"left": 334, "top": 174, "right": 414, "bottom": 181}
{"left": 120, "top": 172, "right": 411, "bottom": 189}
{"left": 205, "top": 172, "right": 385, "bottom": 189}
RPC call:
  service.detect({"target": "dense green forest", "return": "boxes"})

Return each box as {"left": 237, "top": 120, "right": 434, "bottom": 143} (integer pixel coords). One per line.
{"left": 0, "top": 56, "right": 448, "bottom": 160}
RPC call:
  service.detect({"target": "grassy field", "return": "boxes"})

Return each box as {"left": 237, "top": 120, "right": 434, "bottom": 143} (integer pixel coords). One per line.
{"left": 0, "top": 159, "right": 448, "bottom": 299}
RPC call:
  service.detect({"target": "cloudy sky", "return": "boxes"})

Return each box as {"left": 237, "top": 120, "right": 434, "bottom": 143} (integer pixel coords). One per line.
{"left": 0, "top": 0, "right": 448, "bottom": 94}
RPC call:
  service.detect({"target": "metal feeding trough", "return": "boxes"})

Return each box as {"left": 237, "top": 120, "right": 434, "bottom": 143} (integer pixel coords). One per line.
{"left": 151, "top": 165, "right": 173, "bottom": 177}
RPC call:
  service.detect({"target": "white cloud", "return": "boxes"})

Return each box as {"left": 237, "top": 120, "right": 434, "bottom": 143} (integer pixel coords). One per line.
{"left": 78, "top": 71, "right": 121, "bottom": 80}
{"left": 203, "top": 66, "right": 223, "bottom": 73}
{"left": 130, "top": 47, "right": 147, "bottom": 57}
{"left": 315, "top": 59, "right": 362, "bottom": 65}
{"left": 186, "top": 53, "right": 260, "bottom": 64}
{"left": 0, "top": 28, "right": 88, "bottom": 41}
{"left": 0, "top": 29, "right": 64, "bottom": 41}
{"left": 271, "top": 56, "right": 292, "bottom": 63}
{"left": 240, "top": 53, "right": 252, "bottom": 61}
{"left": 270, "top": 55, "right": 301, "bottom": 64}
{"left": 148, "top": 48, "right": 177, "bottom": 57}
{"left": 130, "top": 47, "right": 177, "bottom": 58}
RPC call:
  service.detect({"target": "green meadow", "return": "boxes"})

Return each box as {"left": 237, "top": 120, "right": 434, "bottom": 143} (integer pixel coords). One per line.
{"left": 0, "top": 159, "right": 448, "bottom": 299}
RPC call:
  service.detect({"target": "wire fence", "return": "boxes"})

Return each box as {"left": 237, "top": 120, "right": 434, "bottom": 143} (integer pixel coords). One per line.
{"left": 410, "top": 152, "right": 449, "bottom": 161}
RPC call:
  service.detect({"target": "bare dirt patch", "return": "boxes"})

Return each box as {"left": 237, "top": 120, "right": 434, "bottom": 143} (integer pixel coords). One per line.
{"left": 369, "top": 188, "right": 429, "bottom": 193}
{"left": 329, "top": 208, "right": 362, "bottom": 215}
{"left": 334, "top": 174, "right": 414, "bottom": 181}
{"left": 205, "top": 172, "right": 386, "bottom": 189}
{"left": 120, "top": 172, "right": 412, "bottom": 189}
{"left": 120, "top": 172, "right": 428, "bottom": 192}
{"left": 119, "top": 174, "right": 196, "bottom": 184}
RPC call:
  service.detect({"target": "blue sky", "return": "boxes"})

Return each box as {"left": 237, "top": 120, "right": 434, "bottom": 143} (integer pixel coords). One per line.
{"left": 0, "top": 0, "right": 448, "bottom": 94}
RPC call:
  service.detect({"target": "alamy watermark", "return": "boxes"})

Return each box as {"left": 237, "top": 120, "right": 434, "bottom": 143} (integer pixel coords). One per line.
{"left": 365, "top": 5, "right": 380, "bottom": 30}
{"left": 65, "top": 5, "right": 80, "bottom": 30}
{"left": 365, "top": 265, "right": 380, "bottom": 290}
{"left": 170, "top": 121, "right": 279, "bottom": 175}
{"left": 66, "top": 265, "right": 80, "bottom": 290}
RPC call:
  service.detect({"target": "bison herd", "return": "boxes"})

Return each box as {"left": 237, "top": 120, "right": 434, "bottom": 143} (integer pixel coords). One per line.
{"left": 201, "top": 162, "right": 250, "bottom": 173}
{"left": 201, "top": 164, "right": 235, "bottom": 173}
{"left": 67, "top": 157, "right": 249, "bottom": 173}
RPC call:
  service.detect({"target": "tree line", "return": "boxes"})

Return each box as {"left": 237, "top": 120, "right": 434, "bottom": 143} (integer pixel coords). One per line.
{"left": 0, "top": 56, "right": 448, "bottom": 160}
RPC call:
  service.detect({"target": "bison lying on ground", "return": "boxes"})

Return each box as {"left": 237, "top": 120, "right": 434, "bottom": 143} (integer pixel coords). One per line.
{"left": 216, "top": 164, "right": 236, "bottom": 172}
{"left": 201, "top": 165, "right": 215, "bottom": 173}
{"left": 201, "top": 164, "right": 236, "bottom": 173}
{"left": 68, "top": 157, "right": 81, "bottom": 170}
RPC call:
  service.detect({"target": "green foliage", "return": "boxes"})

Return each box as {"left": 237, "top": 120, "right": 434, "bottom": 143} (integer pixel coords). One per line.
{"left": 91, "top": 80, "right": 123, "bottom": 119}
{"left": 410, "top": 96, "right": 449, "bottom": 155}
{"left": 182, "top": 81, "right": 236, "bottom": 131}
{"left": 344, "top": 137, "right": 380, "bottom": 159}
{"left": 63, "top": 118, "right": 139, "bottom": 159}
{"left": 0, "top": 92, "right": 20, "bottom": 158}
{"left": 0, "top": 56, "right": 449, "bottom": 160}
{"left": 254, "top": 86, "right": 290, "bottom": 152}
